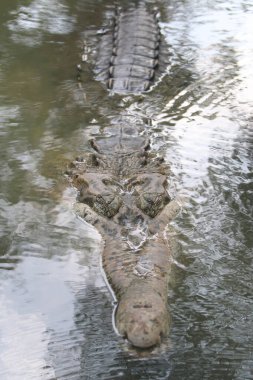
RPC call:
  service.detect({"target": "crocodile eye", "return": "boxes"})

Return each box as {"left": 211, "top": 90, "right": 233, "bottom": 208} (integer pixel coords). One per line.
{"left": 128, "top": 178, "right": 145, "bottom": 187}
{"left": 102, "top": 178, "right": 111, "bottom": 186}
{"left": 73, "top": 175, "right": 89, "bottom": 190}
{"left": 75, "top": 157, "right": 84, "bottom": 162}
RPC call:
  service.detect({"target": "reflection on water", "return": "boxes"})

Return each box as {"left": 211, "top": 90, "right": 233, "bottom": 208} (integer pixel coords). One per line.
{"left": 0, "top": 0, "right": 252, "bottom": 379}
{"left": 8, "top": 0, "right": 75, "bottom": 46}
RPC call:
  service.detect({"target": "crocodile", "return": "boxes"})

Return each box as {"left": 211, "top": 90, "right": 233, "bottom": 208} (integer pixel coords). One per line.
{"left": 69, "top": 5, "right": 181, "bottom": 348}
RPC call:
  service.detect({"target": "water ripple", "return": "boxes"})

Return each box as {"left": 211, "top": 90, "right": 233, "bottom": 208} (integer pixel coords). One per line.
{"left": 0, "top": 0, "right": 253, "bottom": 379}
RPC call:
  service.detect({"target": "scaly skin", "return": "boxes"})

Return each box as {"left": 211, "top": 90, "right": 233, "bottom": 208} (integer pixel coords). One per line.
{"left": 73, "top": 199, "right": 180, "bottom": 348}
{"left": 69, "top": 130, "right": 181, "bottom": 348}
{"left": 69, "top": 5, "right": 175, "bottom": 348}
{"left": 94, "top": 5, "right": 169, "bottom": 93}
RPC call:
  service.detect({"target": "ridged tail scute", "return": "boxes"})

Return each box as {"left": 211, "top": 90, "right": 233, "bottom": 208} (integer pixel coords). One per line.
{"left": 95, "top": 5, "right": 168, "bottom": 94}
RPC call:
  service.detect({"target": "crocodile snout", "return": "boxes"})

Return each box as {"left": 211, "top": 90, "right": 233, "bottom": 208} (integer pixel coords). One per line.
{"left": 124, "top": 314, "right": 163, "bottom": 348}
{"left": 115, "top": 283, "right": 170, "bottom": 348}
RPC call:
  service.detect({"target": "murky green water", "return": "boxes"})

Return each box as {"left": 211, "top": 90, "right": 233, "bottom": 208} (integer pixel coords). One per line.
{"left": 0, "top": 0, "right": 252, "bottom": 379}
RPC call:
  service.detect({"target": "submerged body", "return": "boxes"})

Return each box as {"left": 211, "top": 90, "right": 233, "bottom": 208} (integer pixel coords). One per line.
{"left": 71, "top": 5, "right": 178, "bottom": 348}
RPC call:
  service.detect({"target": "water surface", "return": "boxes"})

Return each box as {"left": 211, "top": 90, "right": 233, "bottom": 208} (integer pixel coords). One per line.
{"left": 0, "top": 0, "right": 252, "bottom": 379}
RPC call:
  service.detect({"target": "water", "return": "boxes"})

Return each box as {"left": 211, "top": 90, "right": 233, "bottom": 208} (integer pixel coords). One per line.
{"left": 0, "top": 0, "right": 252, "bottom": 379}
